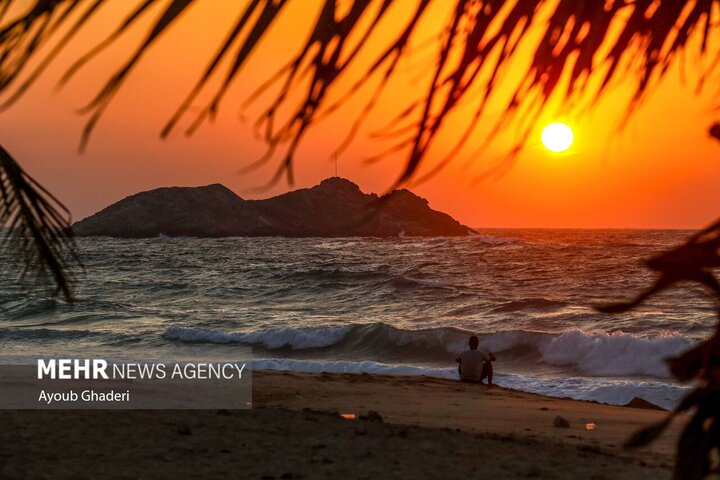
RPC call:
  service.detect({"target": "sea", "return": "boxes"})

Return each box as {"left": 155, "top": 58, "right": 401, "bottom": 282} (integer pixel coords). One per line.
{"left": 1, "top": 229, "right": 713, "bottom": 410}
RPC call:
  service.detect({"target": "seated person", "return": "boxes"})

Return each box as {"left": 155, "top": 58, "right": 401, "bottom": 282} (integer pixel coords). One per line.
{"left": 456, "top": 335, "right": 495, "bottom": 385}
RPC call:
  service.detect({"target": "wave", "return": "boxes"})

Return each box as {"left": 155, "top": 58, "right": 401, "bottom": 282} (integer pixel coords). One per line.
{"left": 518, "top": 330, "right": 691, "bottom": 377}
{"left": 472, "top": 235, "right": 520, "bottom": 246}
{"left": 387, "top": 276, "right": 456, "bottom": 290}
{"left": 249, "top": 357, "right": 687, "bottom": 410}
{"left": 163, "top": 322, "right": 695, "bottom": 378}
{"left": 489, "top": 298, "right": 569, "bottom": 313}
{"left": 275, "top": 268, "right": 458, "bottom": 291}
{"left": 0, "top": 327, "right": 108, "bottom": 341}
{"left": 164, "top": 325, "right": 352, "bottom": 349}
{"left": 282, "top": 268, "right": 387, "bottom": 282}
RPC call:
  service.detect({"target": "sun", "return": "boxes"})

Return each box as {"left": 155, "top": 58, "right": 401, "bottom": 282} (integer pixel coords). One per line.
{"left": 541, "top": 122, "right": 574, "bottom": 152}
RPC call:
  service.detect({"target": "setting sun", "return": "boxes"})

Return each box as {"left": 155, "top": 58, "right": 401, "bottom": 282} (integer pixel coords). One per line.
{"left": 541, "top": 122, "right": 574, "bottom": 152}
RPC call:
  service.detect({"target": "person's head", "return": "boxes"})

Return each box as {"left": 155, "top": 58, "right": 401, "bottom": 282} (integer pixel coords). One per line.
{"left": 468, "top": 335, "right": 479, "bottom": 350}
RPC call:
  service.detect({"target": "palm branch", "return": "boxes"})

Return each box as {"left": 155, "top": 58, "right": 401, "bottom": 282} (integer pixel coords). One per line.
{"left": 0, "top": 0, "right": 718, "bottom": 184}
{"left": 0, "top": 144, "right": 77, "bottom": 300}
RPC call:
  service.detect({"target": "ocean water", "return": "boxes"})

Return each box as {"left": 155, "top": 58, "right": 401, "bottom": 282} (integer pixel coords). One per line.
{"left": 1, "top": 229, "right": 713, "bottom": 409}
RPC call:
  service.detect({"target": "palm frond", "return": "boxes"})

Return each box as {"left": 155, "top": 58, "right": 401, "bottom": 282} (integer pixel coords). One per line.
{"left": 0, "top": 0, "right": 718, "bottom": 185}
{"left": 711, "top": 123, "right": 720, "bottom": 142}
{"left": 0, "top": 144, "right": 77, "bottom": 300}
{"left": 597, "top": 217, "right": 720, "bottom": 313}
{"left": 597, "top": 222, "right": 720, "bottom": 479}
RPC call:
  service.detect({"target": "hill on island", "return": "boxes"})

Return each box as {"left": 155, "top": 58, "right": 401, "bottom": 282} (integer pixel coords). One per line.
{"left": 73, "top": 177, "right": 476, "bottom": 238}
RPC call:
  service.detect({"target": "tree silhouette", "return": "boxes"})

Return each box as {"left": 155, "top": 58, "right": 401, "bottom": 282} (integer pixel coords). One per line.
{"left": 0, "top": 144, "right": 77, "bottom": 299}
{"left": 1, "top": 3, "right": 720, "bottom": 476}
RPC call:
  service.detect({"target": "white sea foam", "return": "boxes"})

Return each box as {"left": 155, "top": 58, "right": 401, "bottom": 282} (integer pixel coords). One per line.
{"left": 478, "top": 330, "right": 693, "bottom": 377}
{"left": 252, "top": 358, "right": 456, "bottom": 378}
{"left": 473, "top": 235, "right": 518, "bottom": 245}
{"left": 250, "top": 357, "right": 688, "bottom": 410}
{"left": 164, "top": 323, "right": 696, "bottom": 379}
{"left": 496, "top": 372, "right": 688, "bottom": 410}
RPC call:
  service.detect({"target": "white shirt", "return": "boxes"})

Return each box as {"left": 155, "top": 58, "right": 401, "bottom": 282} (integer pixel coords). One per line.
{"left": 458, "top": 349, "right": 490, "bottom": 381}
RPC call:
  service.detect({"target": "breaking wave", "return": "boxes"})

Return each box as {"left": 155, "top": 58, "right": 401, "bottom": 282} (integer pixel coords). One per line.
{"left": 249, "top": 357, "right": 687, "bottom": 410}
{"left": 164, "top": 322, "right": 694, "bottom": 378}
{"left": 489, "top": 298, "right": 569, "bottom": 313}
{"left": 164, "top": 325, "right": 351, "bottom": 349}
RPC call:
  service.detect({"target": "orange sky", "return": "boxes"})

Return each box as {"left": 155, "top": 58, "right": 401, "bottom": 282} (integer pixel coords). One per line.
{"left": 1, "top": 1, "right": 719, "bottom": 229}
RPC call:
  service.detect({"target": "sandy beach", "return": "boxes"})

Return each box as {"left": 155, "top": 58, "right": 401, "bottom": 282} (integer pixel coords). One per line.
{"left": 0, "top": 370, "right": 685, "bottom": 479}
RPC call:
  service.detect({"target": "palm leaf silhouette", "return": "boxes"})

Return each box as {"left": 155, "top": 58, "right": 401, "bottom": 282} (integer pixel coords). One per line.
{"left": 0, "top": 144, "right": 77, "bottom": 300}
{"left": 1, "top": 0, "right": 718, "bottom": 183}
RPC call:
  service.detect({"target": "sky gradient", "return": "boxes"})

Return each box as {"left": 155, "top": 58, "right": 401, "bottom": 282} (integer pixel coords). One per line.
{"left": 1, "top": 1, "right": 719, "bottom": 229}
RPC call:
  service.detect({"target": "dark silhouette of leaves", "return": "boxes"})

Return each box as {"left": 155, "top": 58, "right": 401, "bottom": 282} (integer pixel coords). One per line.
{"left": 623, "top": 412, "right": 677, "bottom": 448}
{"left": 597, "top": 219, "right": 720, "bottom": 313}
{"left": 0, "top": 144, "right": 78, "bottom": 300}
{"left": 600, "top": 224, "right": 720, "bottom": 479}
{"left": 674, "top": 415, "right": 711, "bottom": 479}
{"left": 711, "top": 123, "right": 720, "bottom": 142}
{"left": 1, "top": 0, "right": 718, "bottom": 184}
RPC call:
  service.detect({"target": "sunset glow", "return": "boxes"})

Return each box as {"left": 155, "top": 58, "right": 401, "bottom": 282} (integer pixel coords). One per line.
{"left": 0, "top": 1, "right": 718, "bottom": 228}
{"left": 541, "top": 123, "right": 574, "bottom": 153}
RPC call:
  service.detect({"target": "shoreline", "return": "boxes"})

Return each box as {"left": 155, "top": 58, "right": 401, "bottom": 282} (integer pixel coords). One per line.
{"left": 0, "top": 370, "right": 685, "bottom": 479}
{"left": 251, "top": 362, "right": 677, "bottom": 411}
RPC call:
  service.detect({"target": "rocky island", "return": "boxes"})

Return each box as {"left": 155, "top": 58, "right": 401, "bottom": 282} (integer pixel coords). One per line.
{"left": 73, "top": 177, "right": 476, "bottom": 237}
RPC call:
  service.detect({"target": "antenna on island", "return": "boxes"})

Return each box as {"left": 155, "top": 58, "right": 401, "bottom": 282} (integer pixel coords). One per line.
{"left": 334, "top": 151, "right": 338, "bottom": 178}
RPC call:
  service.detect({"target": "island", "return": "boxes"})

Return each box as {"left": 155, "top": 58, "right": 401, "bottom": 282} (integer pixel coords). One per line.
{"left": 72, "top": 177, "right": 476, "bottom": 237}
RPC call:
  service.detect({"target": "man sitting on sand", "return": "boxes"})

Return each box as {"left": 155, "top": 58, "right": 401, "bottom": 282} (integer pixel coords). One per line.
{"left": 456, "top": 335, "right": 495, "bottom": 385}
